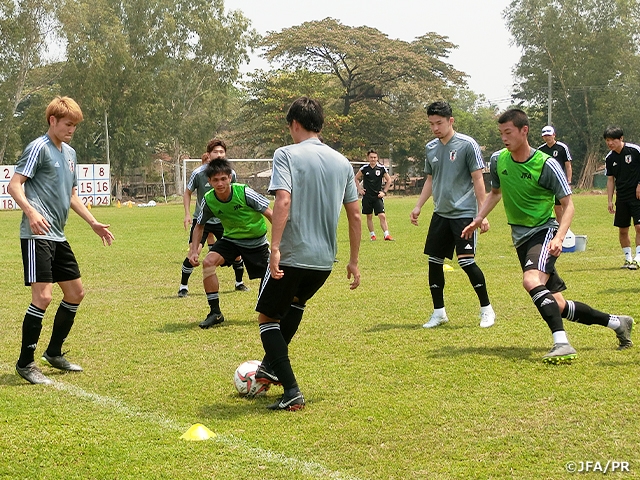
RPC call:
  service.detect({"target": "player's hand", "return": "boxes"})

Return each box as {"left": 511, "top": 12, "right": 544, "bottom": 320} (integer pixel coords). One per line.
{"left": 183, "top": 216, "right": 191, "bottom": 230}
{"left": 548, "top": 237, "right": 562, "bottom": 257}
{"left": 188, "top": 252, "right": 200, "bottom": 267}
{"left": 346, "top": 262, "right": 360, "bottom": 290}
{"left": 636, "top": 184, "right": 640, "bottom": 200}
{"left": 461, "top": 218, "right": 481, "bottom": 239}
{"left": 479, "top": 218, "right": 490, "bottom": 233}
{"left": 409, "top": 207, "right": 421, "bottom": 226}
{"left": 28, "top": 211, "right": 50, "bottom": 236}
{"left": 91, "top": 222, "right": 114, "bottom": 246}
{"left": 269, "top": 249, "right": 283, "bottom": 279}
{"left": 607, "top": 201, "right": 615, "bottom": 214}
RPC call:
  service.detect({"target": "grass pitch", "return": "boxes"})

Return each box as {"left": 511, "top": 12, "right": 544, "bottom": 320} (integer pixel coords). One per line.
{"left": 0, "top": 194, "right": 638, "bottom": 479}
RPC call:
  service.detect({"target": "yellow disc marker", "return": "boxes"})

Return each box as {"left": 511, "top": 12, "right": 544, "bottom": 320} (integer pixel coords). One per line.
{"left": 443, "top": 264, "right": 454, "bottom": 272}
{"left": 180, "top": 424, "right": 216, "bottom": 441}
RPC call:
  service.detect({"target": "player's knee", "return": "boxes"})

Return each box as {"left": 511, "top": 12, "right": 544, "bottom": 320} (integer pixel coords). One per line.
{"left": 34, "top": 292, "right": 53, "bottom": 310}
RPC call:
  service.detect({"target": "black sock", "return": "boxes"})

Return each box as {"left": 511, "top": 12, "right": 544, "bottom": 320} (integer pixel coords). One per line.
{"left": 259, "top": 322, "right": 298, "bottom": 391}
{"left": 459, "top": 258, "right": 490, "bottom": 307}
{"left": 233, "top": 259, "right": 244, "bottom": 284}
{"left": 529, "top": 285, "right": 564, "bottom": 332}
{"left": 562, "top": 300, "right": 609, "bottom": 327}
{"left": 18, "top": 304, "right": 45, "bottom": 368}
{"left": 261, "top": 303, "right": 305, "bottom": 369}
{"left": 46, "top": 301, "right": 78, "bottom": 357}
{"left": 428, "top": 258, "right": 445, "bottom": 309}
{"left": 206, "top": 292, "right": 220, "bottom": 313}
{"left": 181, "top": 258, "right": 194, "bottom": 285}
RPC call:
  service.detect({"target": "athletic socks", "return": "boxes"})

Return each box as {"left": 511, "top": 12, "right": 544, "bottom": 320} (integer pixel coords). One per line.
{"left": 458, "top": 257, "right": 491, "bottom": 307}
{"left": 529, "top": 285, "right": 564, "bottom": 333}
{"left": 623, "top": 246, "right": 632, "bottom": 262}
{"left": 552, "top": 330, "right": 569, "bottom": 344}
{"left": 635, "top": 245, "right": 640, "bottom": 263}
{"left": 261, "top": 304, "right": 305, "bottom": 368}
{"left": 562, "top": 300, "right": 612, "bottom": 328}
{"left": 233, "top": 258, "right": 245, "bottom": 284}
{"left": 18, "top": 304, "right": 45, "bottom": 368}
{"left": 259, "top": 322, "right": 298, "bottom": 391}
{"left": 206, "top": 292, "right": 220, "bottom": 313}
{"left": 181, "top": 257, "right": 194, "bottom": 285}
{"left": 428, "top": 256, "right": 445, "bottom": 309}
{"left": 46, "top": 301, "right": 79, "bottom": 357}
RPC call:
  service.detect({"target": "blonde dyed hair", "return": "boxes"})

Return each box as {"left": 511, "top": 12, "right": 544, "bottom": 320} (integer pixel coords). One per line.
{"left": 45, "top": 96, "right": 84, "bottom": 125}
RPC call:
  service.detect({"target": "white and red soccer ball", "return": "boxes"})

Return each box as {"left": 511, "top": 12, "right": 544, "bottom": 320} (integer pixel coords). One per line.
{"left": 233, "top": 360, "right": 270, "bottom": 397}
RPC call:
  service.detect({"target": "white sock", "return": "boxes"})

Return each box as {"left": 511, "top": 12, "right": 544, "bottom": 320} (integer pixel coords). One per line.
{"left": 433, "top": 307, "right": 446, "bottom": 317}
{"left": 623, "top": 246, "right": 632, "bottom": 261}
{"left": 480, "top": 305, "right": 494, "bottom": 314}
{"left": 384, "top": 230, "right": 390, "bottom": 237}
{"left": 180, "top": 284, "right": 188, "bottom": 290}
{"left": 607, "top": 316, "right": 621, "bottom": 330}
{"left": 235, "top": 281, "right": 243, "bottom": 287}
{"left": 552, "top": 330, "right": 569, "bottom": 344}
{"left": 370, "top": 231, "right": 376, "bottom": 237}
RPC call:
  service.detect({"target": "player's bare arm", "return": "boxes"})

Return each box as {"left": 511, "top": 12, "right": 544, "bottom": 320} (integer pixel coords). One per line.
{"left": 344, "top": 200, "right": 361, "bottom": 290}
{"left": 354, "top": 170, "right": 365, "bottom": 196}
{"left": 188, "top": 223, "right": 204, "bottom": 266}
{"left": 410, "top": 175, "right": 433, "bottom": 226}
{"left": 606, "top": 176, "right": 616, "bottom": 214}
{"left": 183, "top": 188, "right": 193, "bottom": 229}
{"left": 269, "top": 189, "right": 291, "bottom": 279}
{"left": 7, "top": 172, "right": 51, "bottom": 235}
{"left": 461, "top": 188, "right": 502, "bottom": 239}
{"left": 471, "top": 169, "right": 490, "bottom": 233}
{"left": 379, "top": 172, "right": 391, "bottom": 198}
{"left": 70, "top": 189, "right": 114, "bottom": 246}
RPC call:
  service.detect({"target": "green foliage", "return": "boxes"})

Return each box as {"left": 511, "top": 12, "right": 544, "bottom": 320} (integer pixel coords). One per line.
{"left": 1, "top": 195, "right": 639, "bottom": 479}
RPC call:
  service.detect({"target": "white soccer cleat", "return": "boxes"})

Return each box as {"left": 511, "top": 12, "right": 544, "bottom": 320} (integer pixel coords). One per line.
{"left": 423, "top": 312, "right": 449, "bottom": 328}
{"left": 479, "top": 307, "right": 496, "bottom": 328}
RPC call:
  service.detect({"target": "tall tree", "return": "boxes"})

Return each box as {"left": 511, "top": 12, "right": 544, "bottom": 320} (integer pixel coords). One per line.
{"left": 505, "top": 0, "right": 640, "bottom": 187}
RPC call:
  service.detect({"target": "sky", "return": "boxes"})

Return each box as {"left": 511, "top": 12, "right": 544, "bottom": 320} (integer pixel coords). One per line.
{"left": 224, "top": 0, "right": 521, "bottom": 106}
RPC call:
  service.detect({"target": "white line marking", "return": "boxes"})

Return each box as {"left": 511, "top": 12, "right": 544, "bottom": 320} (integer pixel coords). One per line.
{"left": 5, "top": 363, "right": 361, "bottom": 480}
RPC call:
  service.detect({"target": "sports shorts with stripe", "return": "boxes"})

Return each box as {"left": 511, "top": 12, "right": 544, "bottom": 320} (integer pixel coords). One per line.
{"left": 21, "top": 239, "right": 81, "bottom": 286}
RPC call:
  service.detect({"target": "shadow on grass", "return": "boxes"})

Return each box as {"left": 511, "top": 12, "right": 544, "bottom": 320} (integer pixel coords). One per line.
{"left": 199, "top": 394, "right": 322, "bottom": 419}
{"left": 364, "top": 323, "right": 466, "bottom": 332}
{"left": 0, "top": 373, "right": 24, "bottom": 386}
{"left": 426, "top": 345, "right": 545, "bottom": 363}
{"left": 157, "top": 322, "right": 200, "bottom": 333}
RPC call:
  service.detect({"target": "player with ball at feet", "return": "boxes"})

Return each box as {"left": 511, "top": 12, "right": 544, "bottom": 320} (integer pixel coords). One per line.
{"left": 462, "top": 108, "right": 633, "bottom": 364}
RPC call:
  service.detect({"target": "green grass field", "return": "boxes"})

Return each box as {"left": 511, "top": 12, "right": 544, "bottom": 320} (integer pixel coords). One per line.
{"left": 0, "top": 194, "right": 638, "bottom": 479}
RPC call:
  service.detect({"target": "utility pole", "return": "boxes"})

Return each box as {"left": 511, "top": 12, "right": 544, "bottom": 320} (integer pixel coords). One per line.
{"left": 547, "top": 70, "right": 552, "bottom": 125}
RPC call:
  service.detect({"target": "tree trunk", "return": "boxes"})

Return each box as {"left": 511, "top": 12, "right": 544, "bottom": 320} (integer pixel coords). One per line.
{"left": 174, "top": 138, "right": 183, "bottom": 195}
{"left": 577, "top": 146, "right": 601, "bottom": 189}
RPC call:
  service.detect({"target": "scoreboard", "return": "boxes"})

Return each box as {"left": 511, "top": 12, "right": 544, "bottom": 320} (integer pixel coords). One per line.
{"left": 0, "top": 164, "right": 111, "bottom": 210}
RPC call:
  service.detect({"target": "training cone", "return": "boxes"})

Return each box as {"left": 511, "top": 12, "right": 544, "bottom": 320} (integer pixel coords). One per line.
{"left": 117, "top": 200, "right": 121, "bottom": 208}
{"left": 443, "top": 264, "right": 454, "bottom": 272}
{"left": 180, "top": 424, "right": 216, "bottom": 441}
{"left": 128, "top": 201, "right": 132, "bottom": 208}
{"left": 87, "top": 200, "right": 92, "bottom": 210}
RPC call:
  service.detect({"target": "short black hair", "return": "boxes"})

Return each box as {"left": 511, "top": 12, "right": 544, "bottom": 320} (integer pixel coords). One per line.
{"left": 204, "top": 158, "right": 233, "bottom": 179}
{"left": 426, "top": 101, "right": 452, "bottom": 118}
{"left": 367, "top": 149, "right": 378, "bottom": 156}
{"left": 206, "top": 138, "right": 227, "bottom": 153}
{"left": 286, "top": 97, "right": 324, "bottom": 133}
{"left": 498, "top": 108, "right": 529, "bottom": 129}
{"left": 603, "top": 126, "right": 624, "bottom": 140}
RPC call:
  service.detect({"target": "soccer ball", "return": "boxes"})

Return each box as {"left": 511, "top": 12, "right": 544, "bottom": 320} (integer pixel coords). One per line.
{"left": 233, "top": 360, "right": 270, "bottom": 397}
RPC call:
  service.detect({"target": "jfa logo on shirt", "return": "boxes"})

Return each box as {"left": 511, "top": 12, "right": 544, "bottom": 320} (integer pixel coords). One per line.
{"left": 375, "top": 170, "right": 381, "bottom": 176}
{"left": 553, "top": 151, "right": 558, "bottom": 157}
{"left": 625, "top": 155, "right": 632, "bottom": 164}
{"left": 449, "top": 150, "right": 457, "bottom": 162}
{"left": 68, "top": 159, "right": 74, "bottom": 172}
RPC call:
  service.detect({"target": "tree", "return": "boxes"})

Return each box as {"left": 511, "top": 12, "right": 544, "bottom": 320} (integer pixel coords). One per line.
{"left": 0, "top": 0, "right": 61, "bottom": 163}
{"left": 505, "top": 0, "right": 640, "bottom": 187}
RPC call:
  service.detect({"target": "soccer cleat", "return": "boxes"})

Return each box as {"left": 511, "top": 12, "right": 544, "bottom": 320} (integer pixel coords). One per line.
{"left": 177, "top": 288, "right": 188, "bottom": 298}
{"left": 614, "top": 315, "right": 634, "bottom": 350}
{"left": 542, "top": 343, "right": 577, "bottom": 364}
{"left": 423, "top": 312, "right": 449, "bottom": 329}
{"left": 41, "top": 352, "right": 83, "bottom": 372}
{"left": 479, "top": 308, "right": 496, "bottom": 328}
{"left": 370, "top": 235, "right": 377, "bottom": 241}
{"left": 266, "top": 391, "right": 305, "bottom": 411}
{"left": 384, "top": 235, "right": 394, "bottom": 241}
{"left": 255, "top": 364, "right": 282, "bottom": 386}
{"left": 199, "top": 311, "right": 225, "bottom": 329}
{"left": 235, "top": 283, "right": 250, "bottom": 292}
{"left": 16, "top": 362, "right": 53, "bottom": 385}
{"left": 621, "top": 260, "right": 634, "bottom": 269}
{"left": 629, "top": 261, "right": 639, "bottom": 271}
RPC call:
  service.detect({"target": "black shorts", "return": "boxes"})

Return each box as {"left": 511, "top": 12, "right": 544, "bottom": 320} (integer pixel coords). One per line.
{"left": 613, "top": 199, "right": 640, "bottom": 228}
{"left": 256, "top": 267, "right": 332, "bottom": 320}
{"left": 209, "top": 238, "right": 269, "bottom": 279}
{"left": 424, "top": 213, "right": 476, "bottom": 259}
{"left": 189, "top": 219, "right": 224, "bottom": 246}
{"left": 362, "top": 195, "right": 385, "bottom": 215}
{"left": 515, "top": 229, "right": 567, "bottom": 293}
{"left": 21, "top": 239, "right": 81, "bottom": 286}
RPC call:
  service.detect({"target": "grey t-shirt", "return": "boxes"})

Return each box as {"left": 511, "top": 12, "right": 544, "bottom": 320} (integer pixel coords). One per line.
{"left": 15, "top": 134, "right": 77, "bottom": 241}
{"left": 187, "top": 164, "right": 237, "bottom": 225}
{"left": 425, "top": 132, "right": 485, "bottom": 218}
{"left": 269, "top": 138, "right": 358, "bottom": 270}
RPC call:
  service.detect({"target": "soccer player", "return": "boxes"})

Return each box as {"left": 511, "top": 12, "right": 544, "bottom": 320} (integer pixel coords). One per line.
{"left": 188, "top": 159, "right": 272, "bottom": 329}
{"left": 8, "top": 96, "right": 115, "bottom": 385}
{"left": 178, "top": 139, "right": 248, "bottom": 297}
{"left": 355, "top": 149, "right": 394, "bottom": 241}
{"left": 538, "top": 126, "right": 573, "bottom": 225}
{"left": 462, "top": 109, "right": 633, "bottom": 364}
{"left": 410, "top": 101, "right": 496, "bottom": 329}
{"left": 603, "top": 126, "right": 640, "bottom": 270}
{"left": 254, "top": 97, "right": 361, "bottom": 411}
